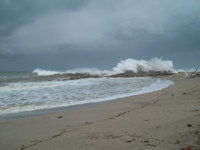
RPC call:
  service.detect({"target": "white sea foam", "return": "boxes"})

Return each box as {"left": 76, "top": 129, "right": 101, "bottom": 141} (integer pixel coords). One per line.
{"left": 113, "top": 57, "right": 176, "bottom": 73}
{"left": 33, "top": 58, "right": 177, "bottom": 76}
{"left": 1, "top": 57, "right": 176, "bottom": 116}
{"left": 65, "top": 68, "right": 113, "bottom": 76}
{"left": 33, "top": 68, "right": 113, "bottom": 76}
{"left": 33, "top": 68, "right": 64, "bottom": 76}
{"left": 0, "top": 77, "right": 174, "bottom": 115}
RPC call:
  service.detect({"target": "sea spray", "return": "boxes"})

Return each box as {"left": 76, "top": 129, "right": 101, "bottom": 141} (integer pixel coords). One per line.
{"left": 33, "top": 58, "right": 177, "bottom": 76}
{"left": 33, "top": 68, "right": 64, "bottom": 76}
{"left": 0, "top": 57, "right": 176, "bottom": 117}
{"left": 33, "top": 68, "right": 113, "bottom": 76}
{"left": 113, "top": 57, "right": 176, "bottom": 73}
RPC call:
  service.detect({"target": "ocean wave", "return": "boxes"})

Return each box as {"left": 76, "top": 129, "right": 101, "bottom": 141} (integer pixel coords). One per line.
{"left": 32, "top": 69, "right": 64, "bottom": 76}
{"left": 113, "top": 57, "right": 176, "bottom": 73}
{"left": 0, "top": 77, "right": 174, "bottom": 115}
{"left": 33, "top": 68, "right": 113, "bottom": 76}
{"left": 33, "top": 57, "right": 177, "bottom": 76}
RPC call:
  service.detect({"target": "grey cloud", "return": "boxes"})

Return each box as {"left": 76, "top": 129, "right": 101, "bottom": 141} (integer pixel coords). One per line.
{"left": 0, "top": 0, "right": 90, "bottom": 38}
{"left": 0, "top": 0, "right": 200, "bottom": 71}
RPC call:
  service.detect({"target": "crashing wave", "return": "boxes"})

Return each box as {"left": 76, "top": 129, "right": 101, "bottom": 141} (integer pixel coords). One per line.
{"left": 33, "top": 68, "right": 113, "bottom": 76}
{"left": 113, "top": 57, "right": 176, "bottom": 73}
{"left": 33, "top": 57, "right": 177, "bottom": 76}
{"left": 33, "top": 68, "right": 64, "bottom": 76}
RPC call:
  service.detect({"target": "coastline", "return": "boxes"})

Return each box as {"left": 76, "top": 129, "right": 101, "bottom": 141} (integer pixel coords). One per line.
{"left": 0, "top": 74, "right": 200, "bottom": 150}
{"left": 0, "top": 76, "right": 173, "bottom": 122}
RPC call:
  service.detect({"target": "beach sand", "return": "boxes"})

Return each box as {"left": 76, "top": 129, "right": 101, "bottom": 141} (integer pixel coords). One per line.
{"left": 0, "top": 74, "right": 200, "bottom": 150}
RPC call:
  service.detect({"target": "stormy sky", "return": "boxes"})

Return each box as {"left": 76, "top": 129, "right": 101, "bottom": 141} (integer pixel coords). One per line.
{"left": 0, "top": 0, "right": 200, "bottom": 71}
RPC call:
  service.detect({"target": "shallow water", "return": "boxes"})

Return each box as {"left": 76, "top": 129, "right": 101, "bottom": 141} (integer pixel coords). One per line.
{"left": 0, "top": 74, "right": 173, "bottom": 115}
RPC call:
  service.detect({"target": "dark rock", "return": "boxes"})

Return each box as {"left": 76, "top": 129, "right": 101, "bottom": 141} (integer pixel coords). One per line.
{"left": 110, "top": 71, "right": 175, "bottom": 78}
{"left": 63, "top": 78, "right": 68, "bottom": 81}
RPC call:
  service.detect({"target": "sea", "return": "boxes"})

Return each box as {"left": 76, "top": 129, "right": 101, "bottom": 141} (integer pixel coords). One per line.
{"left": 0, "top": 58, "right": 175, "bottom": 121}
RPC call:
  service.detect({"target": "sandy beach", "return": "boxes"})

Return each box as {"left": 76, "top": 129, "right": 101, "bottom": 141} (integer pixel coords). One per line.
{"left": 0, "top": 73, "right": 200, "bottom": 150}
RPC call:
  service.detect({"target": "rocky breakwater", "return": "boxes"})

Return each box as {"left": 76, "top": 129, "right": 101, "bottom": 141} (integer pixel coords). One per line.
{"left": 110, "top": 71, "right": 175, "bottom": 78}
{"left": 25, "top": 73, "right": 102, "bottom": 82}
{"left": 40, "top": 73, "right": 101, "bottom": 81}
{"left": 59, "top": 71, "right": 175, "bottom": 80}
{"left": 66, "top": 73, "right": 101, "bottom": 80}
{"left": 31, "top": 71, "right": 176, "bottom": 82}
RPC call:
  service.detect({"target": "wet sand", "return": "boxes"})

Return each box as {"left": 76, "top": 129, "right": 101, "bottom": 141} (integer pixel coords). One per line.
{"left": 0, "top": 73, "right": 200, "bottom": 150}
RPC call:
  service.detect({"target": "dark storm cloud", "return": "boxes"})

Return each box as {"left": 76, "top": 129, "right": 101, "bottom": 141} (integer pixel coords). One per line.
{"left": 0, "top": 0, "right": 90, "bottom": 37}
{"left": 0, "top": 0, "right": 200, "bottom": 71}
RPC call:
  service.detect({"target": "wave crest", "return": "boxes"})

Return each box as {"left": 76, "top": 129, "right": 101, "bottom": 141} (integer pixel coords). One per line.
{"left": 33, "top": 58, "right": 177, "bottom": 76}
{"left": 113, "top": 57, "right": 176, "bottom": 73}
{"left": 33, "top": 68, "right": 63, "bottom": 76}
{"left": 33, "top": 68, "right": 113, "bottom": 76}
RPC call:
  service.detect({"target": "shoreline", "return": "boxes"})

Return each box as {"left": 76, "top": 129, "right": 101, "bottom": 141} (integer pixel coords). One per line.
{"left": 0, "top": 74, "right": 200, "bottom": 150}
{"left": 0, "top": 100, "right": 104, "bottom": 122}
{"left": 0, "top": 77, "right": 174, "bottom": 122}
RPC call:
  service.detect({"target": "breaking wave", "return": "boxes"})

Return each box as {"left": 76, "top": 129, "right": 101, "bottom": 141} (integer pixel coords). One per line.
{"left": 0, "top": 77, "right": 174, "bottom": 115}
{"left": 33, "top": 69, "right": 63, "bottom": 76}
{"left": 113, "top": 57, "right": 176, "bottom": 73}
{"left": 33, "top": 57, "right": 177, "bottom": 76}
{"left": 33, "top": 68, "right": 113, "bottom": 76}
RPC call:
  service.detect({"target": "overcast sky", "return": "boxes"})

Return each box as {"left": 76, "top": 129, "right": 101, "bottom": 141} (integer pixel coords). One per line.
{"left": 0, "top": 0, "right": 200, "bottom": 71}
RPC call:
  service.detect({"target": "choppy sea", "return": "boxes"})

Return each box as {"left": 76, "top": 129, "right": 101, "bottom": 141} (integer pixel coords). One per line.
{"left": 0, "top": 71, "right": 173, "bottom": 120}
{"left": 0, "top": 58, "right": 178, "bottom": 120}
